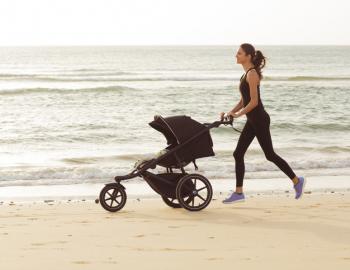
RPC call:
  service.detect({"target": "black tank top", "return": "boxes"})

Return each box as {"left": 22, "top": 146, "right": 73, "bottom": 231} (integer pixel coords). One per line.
{"left": 239, "top": 67, "right": 266, "bottom": 118}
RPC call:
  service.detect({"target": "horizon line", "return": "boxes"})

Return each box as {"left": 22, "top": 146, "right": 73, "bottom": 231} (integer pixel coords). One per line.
{"left": 0, "top": 43, "right": 349, "bottom": 47}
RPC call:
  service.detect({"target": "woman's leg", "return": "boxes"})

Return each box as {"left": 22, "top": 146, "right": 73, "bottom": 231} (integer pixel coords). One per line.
{"left": 254, "top": 113, "right": 297, "bottom": 181}
{"left": 233, "top": 120, "right": 256, "bottom": 190}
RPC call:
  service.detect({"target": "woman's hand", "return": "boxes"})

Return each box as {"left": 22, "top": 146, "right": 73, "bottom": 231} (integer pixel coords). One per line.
{"left": 220, "top": 110, "right": 242, "bottom": 121}
{"left": 227, "top": 110, "right": 242, "bottom": 118}
{"left": 219, "top": 112, "right": 226, "bottom": 121}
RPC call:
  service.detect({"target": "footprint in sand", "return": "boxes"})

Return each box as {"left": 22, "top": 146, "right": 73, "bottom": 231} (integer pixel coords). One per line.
{"left": 57, "top": 241, "right": 68, "bottom": 244}
{"left": 207, "top": 257, "right": 223, "bottom": 261}
{"left": 31, "top": 241, "right": 67, "bottom": 246}
{"left": 161, "top": 247, "right": 206, "bottom": 251}
{"left": 31, "top": 243, "right": 46, "bottom": 246}
{"left": 72, "top": 261, "right": 90, "bottom": 265}
{"left": 78, "top": 220, "right": 89, "bottom": 224}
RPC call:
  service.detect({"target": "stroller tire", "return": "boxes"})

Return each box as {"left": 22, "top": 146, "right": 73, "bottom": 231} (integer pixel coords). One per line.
{"left": 99, "top": 184, "right": 127, "bottom": 212}
{"left": 161, "top": 196, "right": 182, "bottom": 208}
{"left": 161, "top": 196, "right": 193, "bottom": 208}
{"left": 176, "top": 174, "right": 213, "bottom": 211}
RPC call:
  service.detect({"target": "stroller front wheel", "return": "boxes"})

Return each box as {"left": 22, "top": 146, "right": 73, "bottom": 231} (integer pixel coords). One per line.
{"left": 99, "top": 184, "right": 127, "bottom": 212}
{"left": 176, "top": 174, "right": 213, "bottom": 211}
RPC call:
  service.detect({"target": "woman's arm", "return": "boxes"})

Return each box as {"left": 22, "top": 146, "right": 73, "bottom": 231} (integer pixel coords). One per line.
{"left": 235, "top": 70, "right": 259, "bottom": 117}
{"left": 220, "top": 95, "right": 243, "bottom": 120}
{"left": 229, "top": 97, "right": 243, "bottom": 113}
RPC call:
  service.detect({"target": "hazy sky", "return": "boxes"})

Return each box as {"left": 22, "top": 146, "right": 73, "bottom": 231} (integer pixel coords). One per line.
{"left": 0, "top": 0, "right": 349, "bottom": 46}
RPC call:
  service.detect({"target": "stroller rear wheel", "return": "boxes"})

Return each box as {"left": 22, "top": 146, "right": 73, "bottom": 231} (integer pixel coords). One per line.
{"left": 161, "top": 196, "right": 192, "bottom": 208}
{"left": 161, "top": 196, "right": 182, "bottom": 208}
{"left": 99, "top": 184, "right": 127, "bottom": 212}
{"left": 176, "top": 174, "right": 213, "bottom": 211}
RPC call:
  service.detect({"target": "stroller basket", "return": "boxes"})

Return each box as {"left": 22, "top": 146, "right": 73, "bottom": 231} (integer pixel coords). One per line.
{"left": 142, "top": 171, "right": 194, "bottom": 199}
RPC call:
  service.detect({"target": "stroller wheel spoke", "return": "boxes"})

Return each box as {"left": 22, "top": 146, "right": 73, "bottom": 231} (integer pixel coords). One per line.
{"left": 196, "top": 193, "right": 206, "bottom": 202}
{"left": 196, "top": 186, "right": 207, "bottom": 192}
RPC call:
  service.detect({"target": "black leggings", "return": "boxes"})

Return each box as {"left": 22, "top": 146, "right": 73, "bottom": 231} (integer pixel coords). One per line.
{"left": 233, "top": 112, "right": 296, "bottom": 187}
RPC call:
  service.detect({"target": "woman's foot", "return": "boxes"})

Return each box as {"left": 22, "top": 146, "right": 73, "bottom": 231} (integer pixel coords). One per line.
{"left": 222, "top": 192, "right": 245, "bottom": 204}
{"left": 294, "top": 176, "right": 306, "bottom": 199}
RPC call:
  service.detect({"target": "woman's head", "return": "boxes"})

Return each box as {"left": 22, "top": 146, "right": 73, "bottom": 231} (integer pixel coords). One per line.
{"left": 235, "top": 43, "right": 266, "bottom": 79}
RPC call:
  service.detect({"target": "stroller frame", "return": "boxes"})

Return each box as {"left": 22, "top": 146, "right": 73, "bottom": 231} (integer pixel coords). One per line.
{"left": 98, "top": 116, "right": 234, "bottom": 212}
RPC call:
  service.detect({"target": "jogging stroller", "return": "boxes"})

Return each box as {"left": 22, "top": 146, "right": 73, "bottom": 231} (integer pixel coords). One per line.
{"left": 98, "top": 114, "right": 235, "bottom": 212}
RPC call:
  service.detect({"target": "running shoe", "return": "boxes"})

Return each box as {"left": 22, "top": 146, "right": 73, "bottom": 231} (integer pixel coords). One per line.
{"left": 222, "top": 192, "right": 245, "bottom": 204}
{"left": 294, "top": 176, "right": 306, "bottom": 199}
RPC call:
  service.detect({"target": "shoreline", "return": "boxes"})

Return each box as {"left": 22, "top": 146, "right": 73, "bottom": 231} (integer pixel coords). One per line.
{"left": 1, "top": 174, "right": 349, "bottom": 203}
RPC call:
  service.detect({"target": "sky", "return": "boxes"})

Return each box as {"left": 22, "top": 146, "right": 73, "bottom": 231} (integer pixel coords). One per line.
{"left": 0, "top": 0, "right": 349, "bottom": 46}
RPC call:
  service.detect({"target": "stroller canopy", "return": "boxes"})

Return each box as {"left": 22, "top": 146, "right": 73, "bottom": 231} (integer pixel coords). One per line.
{"left": 149, "top": 115, "right": 215, "bottom": 164}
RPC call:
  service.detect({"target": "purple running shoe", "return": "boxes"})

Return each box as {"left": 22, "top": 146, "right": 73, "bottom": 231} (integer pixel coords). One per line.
{"left": 222, "top": 192, "right": 245, "bottom": 204}
{"left": 294, "top": 176, "right": 306, "bottom": 199}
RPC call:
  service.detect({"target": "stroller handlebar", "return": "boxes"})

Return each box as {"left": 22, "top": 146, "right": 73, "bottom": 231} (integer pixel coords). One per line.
{"left": 203, "top": 115, "right": 234, "bottom": 128}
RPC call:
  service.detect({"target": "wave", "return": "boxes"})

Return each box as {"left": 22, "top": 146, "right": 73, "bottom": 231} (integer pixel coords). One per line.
{"left": 1, "top": 155, "right": 350, "bottom": 187}
{"left": 0, "top": 74, "right": 236, "bottom": 82}
{"left": 0, "top": 85, "right": 137, "bottom": 95}
{"left": 2, "top": 72, "right": 350, "bottom": 82}
{"left": 62, "top": 153, "right": 150, "bottom": 164}
{"left": 215, "top": 146, "right": 350, "bottom": 156}
{"left": 265, "top": 76, "right": 350, "bottom": 81}
{"left": 0, "top": 71, "right": 135, "bottom": 78}
{"left": 212, "top": 122, "right": 350, "bottom": 132}
{"left": 271, "top": 122, "right": 350, "bottom": 131}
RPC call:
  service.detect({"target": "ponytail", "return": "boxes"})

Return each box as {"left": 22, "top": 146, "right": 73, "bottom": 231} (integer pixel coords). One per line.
{"left": 252, "top": 50, "right": 266, "bottom": 79}
{"left": 240, "top": 43, "right": 267, "bottom": 79}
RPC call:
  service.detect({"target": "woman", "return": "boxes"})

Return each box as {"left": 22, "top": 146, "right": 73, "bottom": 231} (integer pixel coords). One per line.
{"left": 220, "top": 43, "right": 306, "bottom": 203}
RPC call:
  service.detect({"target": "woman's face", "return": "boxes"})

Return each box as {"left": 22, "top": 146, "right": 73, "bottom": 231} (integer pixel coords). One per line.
{"left": 235, "top": 47, "right": 250, "bottom": 64}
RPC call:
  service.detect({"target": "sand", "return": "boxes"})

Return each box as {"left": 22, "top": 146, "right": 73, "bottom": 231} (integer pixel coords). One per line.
{"left": 1, "top": 192, "right": 349, "bottom": 269}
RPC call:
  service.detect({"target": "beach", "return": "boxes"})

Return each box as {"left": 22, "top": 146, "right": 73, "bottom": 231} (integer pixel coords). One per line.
{"left": 0, "top": 45, "right": 349, "bottom": 269}
{"left": 1, "top": 191, "right": 349, "bottom": 269}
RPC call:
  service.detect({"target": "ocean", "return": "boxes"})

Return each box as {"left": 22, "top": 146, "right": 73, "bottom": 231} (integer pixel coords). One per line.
{"left": 0, "top": 45, "right": 349, "bottom": 188}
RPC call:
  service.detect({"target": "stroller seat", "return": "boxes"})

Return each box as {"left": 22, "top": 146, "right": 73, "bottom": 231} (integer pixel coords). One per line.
{"left": 133, "top": 149, "right": 169, "bottom": 169}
